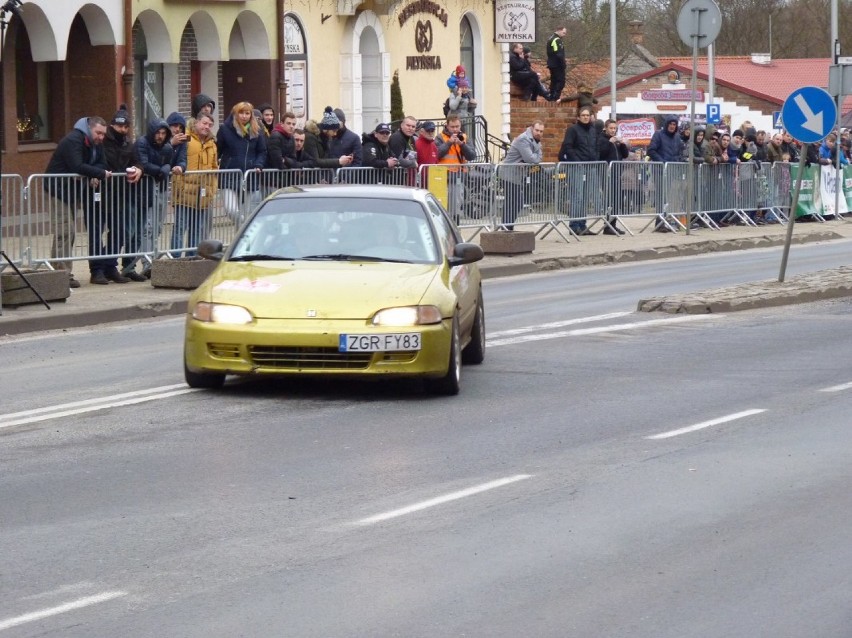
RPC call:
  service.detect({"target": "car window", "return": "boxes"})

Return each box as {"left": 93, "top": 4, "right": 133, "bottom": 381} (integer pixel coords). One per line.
{"left": 229, "top": 197, "right": 439, "bottom": 263}
{"left": 425, "top": 196, "right": 458, "bottom": 258}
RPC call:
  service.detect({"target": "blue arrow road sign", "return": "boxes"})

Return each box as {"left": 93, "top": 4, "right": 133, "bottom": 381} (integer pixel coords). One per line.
{"left": 706, "top": 103, "right": 721, "bottom": 125}
{"left": 781, "top": 86, "right": 837, "bottom": 144}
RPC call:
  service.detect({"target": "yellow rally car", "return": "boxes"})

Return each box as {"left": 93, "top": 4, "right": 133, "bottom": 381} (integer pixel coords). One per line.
{"left": 184, "top": 184, "right": 485, "bottom": 395}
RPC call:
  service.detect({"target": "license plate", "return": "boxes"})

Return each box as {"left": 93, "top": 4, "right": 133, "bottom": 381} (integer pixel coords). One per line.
{"left": 339, "top": 333, "right": 421, "bottom": 352}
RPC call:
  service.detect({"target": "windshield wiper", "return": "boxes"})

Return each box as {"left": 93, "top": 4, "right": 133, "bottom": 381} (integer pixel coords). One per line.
{"left": 229, "top": 254, "right": 294, "bottom": 262}
{"left": 300, "top": 253, "right": 412, "bottom": 263}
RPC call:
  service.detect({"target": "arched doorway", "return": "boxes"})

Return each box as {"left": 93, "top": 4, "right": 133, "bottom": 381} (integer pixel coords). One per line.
{"left": 283, "top": 13, "right": 308, "bottom": 124}
{"left": 459, "top": 16, "right": 475, "bottom": 111}
{"left": 360, "top": 26, "right": 382, "bottom": 133}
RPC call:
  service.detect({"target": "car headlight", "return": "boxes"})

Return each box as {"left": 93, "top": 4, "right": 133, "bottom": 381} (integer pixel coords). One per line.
{"left": 192, "top": 302, "right": 254, "bottom": 324}
{"left": 372, "top": 305, "right": 442, "bottom": 326}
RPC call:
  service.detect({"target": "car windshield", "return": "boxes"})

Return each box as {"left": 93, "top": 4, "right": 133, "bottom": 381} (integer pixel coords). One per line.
{"left": 229, "top": 197, "right": 440, "bottom": 264}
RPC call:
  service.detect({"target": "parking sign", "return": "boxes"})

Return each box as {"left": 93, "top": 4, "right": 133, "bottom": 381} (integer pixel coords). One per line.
{"left": 706, "top": 103, "right": 721, "bottom": 125}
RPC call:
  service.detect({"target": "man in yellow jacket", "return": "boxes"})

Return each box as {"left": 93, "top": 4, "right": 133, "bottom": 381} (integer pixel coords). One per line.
{"left": 170, "top": 113, "right": 218, "bottom": 256}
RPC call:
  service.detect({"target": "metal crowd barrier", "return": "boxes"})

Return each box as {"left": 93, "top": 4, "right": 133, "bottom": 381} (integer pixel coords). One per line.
{"left": 6, "top": 159, "right": 840, "bottom": 271}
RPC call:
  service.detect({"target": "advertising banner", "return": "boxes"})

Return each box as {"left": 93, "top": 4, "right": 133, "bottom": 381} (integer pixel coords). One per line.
{"left": 616, "top": 118, "right": 655, "bottom": 147}
{"left": 789, "top": 164, "right": 820, "bottom": 218}
{"left": 820, "top": 165, "right": 849, "bottom": 216}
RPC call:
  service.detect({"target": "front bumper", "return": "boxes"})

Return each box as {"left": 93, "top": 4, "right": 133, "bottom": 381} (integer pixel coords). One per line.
{"left": 184, "top": 316, "right": 453, "bottom": 378}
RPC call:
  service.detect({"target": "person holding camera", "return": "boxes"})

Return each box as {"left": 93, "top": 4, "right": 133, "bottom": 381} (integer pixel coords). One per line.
{"left": 437, "top": 115, "right": 476, "bottom": 221}
{"left": 598, "top": 118, "right": 629, "bottom": 235}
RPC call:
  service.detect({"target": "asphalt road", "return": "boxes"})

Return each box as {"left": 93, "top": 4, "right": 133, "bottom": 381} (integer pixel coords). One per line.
{"left": 1, "top": 246, "right": 851, "bottom": 637}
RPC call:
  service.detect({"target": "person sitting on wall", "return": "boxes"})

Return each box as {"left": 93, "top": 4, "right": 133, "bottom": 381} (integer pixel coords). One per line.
{"left": 509, "top": 43, "right": 549, "bottom": 102}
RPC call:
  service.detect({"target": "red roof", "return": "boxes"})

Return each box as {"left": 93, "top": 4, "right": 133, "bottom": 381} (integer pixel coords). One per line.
{"left": 657, "top": 56, "right": 851, "bottom": 109}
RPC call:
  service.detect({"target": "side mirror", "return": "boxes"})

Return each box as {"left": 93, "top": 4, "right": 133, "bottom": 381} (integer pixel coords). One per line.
{"left": 448, "top": 242, "right": 484, "bottom": 267}
{"left": 198, "top": 239, "right": 224, "bottom": 261}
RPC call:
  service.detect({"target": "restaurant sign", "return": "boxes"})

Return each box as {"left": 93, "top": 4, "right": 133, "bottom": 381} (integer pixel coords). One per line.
{"left": 641, "top": 89, "right": 704, "bottom": 101}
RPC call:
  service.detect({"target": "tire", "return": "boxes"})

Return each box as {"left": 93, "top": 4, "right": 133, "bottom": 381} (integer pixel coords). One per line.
{"left": 426, "top": 317, "right": 461, "bottom": 396}
{"left": 462, "top": 292, "right": 485, "bottom": 365}
{"left": 184, "top": 360, "right": 226, "bottom": 389}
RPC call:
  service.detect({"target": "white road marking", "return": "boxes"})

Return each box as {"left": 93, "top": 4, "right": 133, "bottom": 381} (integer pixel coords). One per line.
{"left": 487, "top": 312, "right": 632, "bottom": 339}
{"left": 354, "top": 474, "right": 532, "bottom": 525}
{"left": 646, "top": 409, "right": 767, "bottom": 440}
{"left": 0, "top": 591, "right": 127, "bottom": 632}
{"left": 819, "top": 381, "right": 852, "bottom": 393}
{"left": 488, "top": 314, "right": 719, "bottom": 347}
{"left": 0, "top": 384, "right": 199, "bottom": 430}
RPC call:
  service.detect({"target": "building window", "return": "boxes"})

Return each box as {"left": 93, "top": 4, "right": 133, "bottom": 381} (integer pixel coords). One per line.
{"left": 283, "top": 14, "right": 308, "bottom": 123}
{"left": 15, "top": 24, "right": 50, "bottom": 142}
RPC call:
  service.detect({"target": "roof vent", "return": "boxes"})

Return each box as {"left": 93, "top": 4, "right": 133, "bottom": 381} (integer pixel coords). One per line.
{"left": 751, "top": 53, "right": 771, "bottom": 65}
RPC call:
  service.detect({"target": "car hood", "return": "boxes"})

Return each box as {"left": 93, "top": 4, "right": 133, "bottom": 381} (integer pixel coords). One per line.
{"left": 202, "top": 261, "right": 441, "bottom": 319}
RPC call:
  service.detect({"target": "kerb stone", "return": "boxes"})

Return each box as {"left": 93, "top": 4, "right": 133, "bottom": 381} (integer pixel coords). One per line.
{"left": 151, "top": 258, "right": 217, "bottom": 289}
{"left": 479, "top": 231, "right": 535, "bottom": 255}
{"left": 1, "top": 269, "right": 70, "bottom": 307}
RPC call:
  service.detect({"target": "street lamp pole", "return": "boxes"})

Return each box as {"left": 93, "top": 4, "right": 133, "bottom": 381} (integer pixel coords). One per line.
{"left": 610, "top": 0, "right": 617, "bottom": 119}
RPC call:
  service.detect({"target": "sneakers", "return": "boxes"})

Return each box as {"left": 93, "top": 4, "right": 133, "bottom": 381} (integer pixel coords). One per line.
{"left": 90, "top": 271, "right": 110, "bottom": 285}
{"left": 69, "top": 276, "right": 81, "bottom": 289}
{"left": 125, "top": 271, "right": 147, "bottom": 282}
{"left": 105, "top": 269, "right": 131, "bottom": 284}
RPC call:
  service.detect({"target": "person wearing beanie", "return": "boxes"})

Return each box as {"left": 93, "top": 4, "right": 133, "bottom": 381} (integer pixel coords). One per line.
{"left": 111, "top": 104, "right": 130, "bottom": 127}
{"left": 446, "top": 64, "right": 466, "bottom": 92}
{"left": 257, "top": 103, "right": 275, "bottom": 136}
{"left": 326, "top": 106, "right": 362, "bottom": 166}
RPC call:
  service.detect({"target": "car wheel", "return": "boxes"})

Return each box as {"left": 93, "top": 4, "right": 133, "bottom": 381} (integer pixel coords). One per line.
{"left": 462, "top": 291, "right": 485, "bottom": 365}
{"left": 427, "top": 316, "right": 461, "bottom": 396}
{"left": 184, "top": 359, "right": 226, "bottom": 389}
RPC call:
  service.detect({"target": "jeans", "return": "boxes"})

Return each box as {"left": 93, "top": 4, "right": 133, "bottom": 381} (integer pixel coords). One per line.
{"left": 171, "top": 205, "right": 209, "bottom": 257}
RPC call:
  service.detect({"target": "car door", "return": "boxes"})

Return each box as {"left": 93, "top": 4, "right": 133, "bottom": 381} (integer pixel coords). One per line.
{"left": 425, "top": 195, "right": 478, "bottom": 336}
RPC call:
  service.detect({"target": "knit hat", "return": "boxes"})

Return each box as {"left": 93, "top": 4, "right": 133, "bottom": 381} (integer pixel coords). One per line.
{"left": 111, "top": 104, "right": 130, "bottom": 126}
{"left": 319, "top": 106, "right": 341, "bottom": 131}
{"left": 457, "top": 77, "right": 470, "bottom": 90}
{"left": 455, "top": 65, "right": 465, "bottom": 76}
{"left": 333, "top": 108, "right": 346, "bottom": 123}
{"left": 732, "top": 129, "right": 744, "bottom": 138}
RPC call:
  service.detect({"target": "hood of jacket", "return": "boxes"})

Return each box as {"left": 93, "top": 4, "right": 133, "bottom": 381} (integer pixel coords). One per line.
{"left": 146, "top": 118, "right": 170, "bottom": 146}
{"left": 662, "top": 115, "right": 679, "bottom": 137}
{"left": 273, "top": 122, "right": 291, "bottom": 136}
{"left": 191, "top": 93, "right": 215, "bottom": 118}
{"left": 304, "top": 120, "right": 320, "bottom": 136}
{"left": 166, "top": 111, "right": 186, "bottom": 131}
{"left": 73, "top": 117, "right": 92, "bottom": 141}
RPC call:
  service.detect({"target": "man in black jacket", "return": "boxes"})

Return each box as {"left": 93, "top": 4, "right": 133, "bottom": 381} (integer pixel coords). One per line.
{"left": 362, "top": 123, "right": 400, "bottom": 183}
{"left": 598, "top": 118, "right": 629, "bottom": 235}
{"left": 389, "top": 116, "right": 418, "bottom": 169}
{"left": 43, "top": 116, "right": 110, "bottom": 287}
{"left": 546, "top": 26, "right": 567, "bottom": 102}
{"left": 558, "top": 106, "right": 599, "bottom": 235}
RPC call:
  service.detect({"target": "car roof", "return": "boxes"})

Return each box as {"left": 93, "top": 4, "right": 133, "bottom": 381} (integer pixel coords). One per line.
{"left": 268, "top": 184, "right": 429, "bottom": 202}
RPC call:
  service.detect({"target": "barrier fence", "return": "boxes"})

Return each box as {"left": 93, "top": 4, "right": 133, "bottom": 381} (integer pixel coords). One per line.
{"left": 0, "top": 161, "right": 847, "bottom": 271}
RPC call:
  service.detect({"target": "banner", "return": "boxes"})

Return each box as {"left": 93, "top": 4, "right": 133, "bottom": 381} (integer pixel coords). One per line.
{"left": 789, "top": 164, "right": 820, "bottom": 218}
{"left": 616, "top": 118, "right": 655, "bottom": 148}
{"left": 820, "top": 165, "right": 849, "bottom": 216}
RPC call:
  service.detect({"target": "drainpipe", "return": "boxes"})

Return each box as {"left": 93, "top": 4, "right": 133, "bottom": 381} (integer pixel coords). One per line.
{"left": 277, "top": 0, "right": 287, "bottom": 116}
{"left": 122, "top": 0, "right": 134, "bottom": 114}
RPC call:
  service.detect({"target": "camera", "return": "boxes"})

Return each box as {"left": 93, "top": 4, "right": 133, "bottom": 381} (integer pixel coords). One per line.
{"left": 457, "top": 133, "right": 465, "bottom": 143}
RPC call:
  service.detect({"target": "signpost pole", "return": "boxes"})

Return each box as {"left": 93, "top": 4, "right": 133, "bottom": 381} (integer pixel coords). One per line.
{"left": 835, "top": 71, "right": 843, "bottom": 222}
{"left": 778, "top": 152, "right": 808, "bottom": 282}
{"left": 686, "top": 8, "right": 704, "bottom": 236}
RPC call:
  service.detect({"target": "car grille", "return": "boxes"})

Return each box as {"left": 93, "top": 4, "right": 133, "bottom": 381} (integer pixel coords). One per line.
{"left": 248, "top": 346, "right": 373, "bottom": 370}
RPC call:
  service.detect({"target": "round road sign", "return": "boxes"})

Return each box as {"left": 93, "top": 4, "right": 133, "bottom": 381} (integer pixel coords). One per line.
{"left": 676, "top": 0, "right": 722, "bottom": 49}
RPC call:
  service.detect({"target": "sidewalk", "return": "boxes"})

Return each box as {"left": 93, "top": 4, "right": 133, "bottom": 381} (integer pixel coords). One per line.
{"left": 2, "top": 218, "right": 851, "bottom": 336}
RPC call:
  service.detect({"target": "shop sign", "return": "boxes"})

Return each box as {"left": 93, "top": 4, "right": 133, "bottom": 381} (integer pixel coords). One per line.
{"left": 404, "top": 6, "right": 444, "bottom": 70}
{"left": 494, "top": 0, "right": 535, "bottom": 42}
{"left": 641, "top": 89, "right": 704, "bottom": 101}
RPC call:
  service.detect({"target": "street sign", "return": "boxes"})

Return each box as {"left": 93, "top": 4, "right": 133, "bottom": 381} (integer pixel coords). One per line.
{"left": 780, "top": 86, "right": 837, "bottom": 144}
{"left": 772, "top": 111, "right": 783, "bottom": 129}
{"left": 828, "top": 64, "right": 852, "bottom": 97}
{"left": 676, "top": 0, "right": 722, "bottom": 49}
{"left": 706, "top": 103, "right": 721, "bottom": 124}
